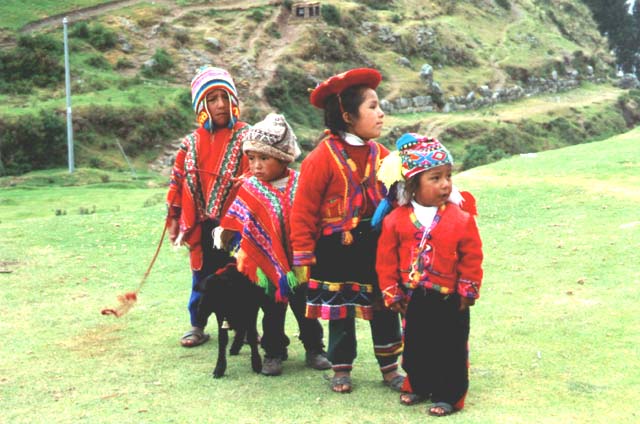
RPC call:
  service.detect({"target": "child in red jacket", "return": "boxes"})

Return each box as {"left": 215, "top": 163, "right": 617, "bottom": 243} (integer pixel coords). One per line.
{"left": 218, "top": 113, "right": 330, "bottom": 376}
{"left": 290, "top": 68, "right": 403, "bottom": 394}
{"left": 376, "top": 133, "right": 483, "bottom": 417}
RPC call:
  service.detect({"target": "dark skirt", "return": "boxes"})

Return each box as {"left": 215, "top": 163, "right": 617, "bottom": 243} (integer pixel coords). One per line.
{"left": 306, "top": 221, "right": 381, "bottom": 320}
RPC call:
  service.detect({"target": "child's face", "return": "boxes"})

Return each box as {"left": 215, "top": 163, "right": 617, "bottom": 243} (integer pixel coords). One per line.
{"left": 414, "top": 164, "right": 453, "bottom": 207}
{"left": 247, "top": 151, "right": 288, "bottom": 182}
{"left": 346, "top": 88, "right": 384, "bottom": 140}
{"left": 205, "top": 89, "right": 231, "bottom": 128}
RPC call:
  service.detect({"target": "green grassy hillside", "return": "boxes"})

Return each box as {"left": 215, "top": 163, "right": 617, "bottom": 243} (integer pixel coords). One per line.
{"left": 0, "top": 0, "right": 630, "bottom": 176}
{"left": 1, "top": 128, "right": 638, "bottom": 423}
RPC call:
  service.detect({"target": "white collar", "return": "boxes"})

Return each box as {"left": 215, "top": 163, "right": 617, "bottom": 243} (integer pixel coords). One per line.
{"left": 411, "top": 200, "right": 438, "bottom": 227}
{"left": 342, "top": 132, "right": 366, "bottom": 146}
{"left": 267, "top": 175, "right": 289, "bottom": 190}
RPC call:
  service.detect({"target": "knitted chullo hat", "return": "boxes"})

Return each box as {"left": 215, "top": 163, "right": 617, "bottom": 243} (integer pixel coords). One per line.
{"left": 241, "top": 113, "right": 301, "bottom": 163}
{"left": 190, "top": 65, "right": 240, "bottom": 130}
{"left": 397, "top": 133, "right": 453, "bottom": 179}
{"left": 372, "top": 133, "right": 454, "bottom": 229}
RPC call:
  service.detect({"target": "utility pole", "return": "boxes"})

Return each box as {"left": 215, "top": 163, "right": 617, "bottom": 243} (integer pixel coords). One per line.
{"left": 63, "top": 17, "right": 74, "bottom": 173}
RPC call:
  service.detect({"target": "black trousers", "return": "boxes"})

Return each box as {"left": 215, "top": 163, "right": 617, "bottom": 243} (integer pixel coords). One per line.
{"left": 402, "top": 288, "right": 470, "bottom": 407}
{"left": 260, "top": 283, "right": 325, "bottom": 358}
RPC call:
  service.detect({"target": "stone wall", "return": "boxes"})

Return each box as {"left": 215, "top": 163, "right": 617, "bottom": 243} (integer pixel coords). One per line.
{"left": 381, "top": 68, "right": 608, "bottom": 114}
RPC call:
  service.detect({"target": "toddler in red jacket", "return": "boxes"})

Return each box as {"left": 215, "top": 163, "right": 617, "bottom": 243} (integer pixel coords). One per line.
{"left": 375, "top": 133, "right": 483, "bottom": 417}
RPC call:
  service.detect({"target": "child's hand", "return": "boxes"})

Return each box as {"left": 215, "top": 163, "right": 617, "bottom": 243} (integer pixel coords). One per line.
{"left": 390, "top": 299, "right": 408, "bottom": 315}
{"left": 167, "top": 218, "right": 179, "bottom": 244}
{"left": 459, "top": 297, "right": 475, "bottom": 311}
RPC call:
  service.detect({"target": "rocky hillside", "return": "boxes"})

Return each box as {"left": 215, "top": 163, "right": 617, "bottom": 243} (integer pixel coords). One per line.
{"left": 0, "top": 0, "right": 625, "bottom": 174}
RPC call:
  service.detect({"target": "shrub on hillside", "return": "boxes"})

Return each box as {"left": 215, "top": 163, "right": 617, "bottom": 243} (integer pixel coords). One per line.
{"left": 249, "top": 9, "right": 266, "bottom": 22}
{"left": 266, "top": 22, "right": 281, "bottom": 38}
{"left": 141, "top": 49, "right": 174, "bottom": 77}
{"left": 72, "top": 22, "right": 118, "bottom": 51}
{"left": 617, "top": 89, "right": 640, "bottom": 127}
{"left": 462, "top": 144, "right": 507, "bottom": 169}
{"left": 173, "top": 29, "right": 190, "bottom": 47}
{"left": 544, "top": 117, "right": 585, "bottom": 145}
{"left": 0, "top": 101, "right": 193, "bottom": 176}
{"left": 321, "top": 4, "right": 341, "bottom": 26}
{"left": 302, "top": 28, "right": 362, "bottom": 64}
{"left": 395, "top": 25, "right": 478, "bottom": 67}
{"left": 86, "top": 54, "right": 111, "bottom": 70}
{"left": 359, "top": 0, "right": 395, "bottom": 10}
{"left": 0, "top": 111, "right": 67, "bottom": 175}
{"left": 116, "top": 58, "right": 135, "bottom": 70}
{"left": 0, "top": 34, "right": 64, "bottom": 93}
{"left": 70, "top": 22, "right": 91, "bottom": 39}
{"left": 264, "top": 65, "right": 322, "bottom": 129}
{"left": 495, "top": 0, "right": 511, "bottom": 10}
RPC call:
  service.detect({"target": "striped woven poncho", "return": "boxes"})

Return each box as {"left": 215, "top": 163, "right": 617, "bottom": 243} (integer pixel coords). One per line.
{"left": 220, "top": 169, "right": 299, "bottom": 302}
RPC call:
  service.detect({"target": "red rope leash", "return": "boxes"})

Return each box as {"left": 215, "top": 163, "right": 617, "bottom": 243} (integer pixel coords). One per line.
{"left": 101, "top": 223, "right": 168, "bottom": 318}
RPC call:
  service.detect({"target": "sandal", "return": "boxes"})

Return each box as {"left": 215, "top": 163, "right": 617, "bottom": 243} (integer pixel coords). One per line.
{"left": 399, "top": 392, "right": 427, "bottom": 406}
{"left": 382, "top": 374, "right": 405, "bottom": 392}
{"left": 330, "top": 375, "right": 352, "bottom": 394}
{"left": 180, "top": 329, "right": 210, "bottom": 348}
{"left": 428, "top": 402, "right": 454, "bottom": 417}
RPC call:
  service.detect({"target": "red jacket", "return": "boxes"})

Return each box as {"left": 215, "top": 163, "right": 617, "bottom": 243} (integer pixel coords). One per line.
{"left": 290, "top": 135, "right": 388, "bottom": 266}
{"left": 376, "top": 201, "right": 483, "bottom": 307}
{"left": 166, "top": 123, "right": 250, "bottom": 270}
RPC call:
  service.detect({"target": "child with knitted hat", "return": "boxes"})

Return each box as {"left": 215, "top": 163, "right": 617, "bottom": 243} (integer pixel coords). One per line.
{"left": 218, "top": 113, "right": 330, "bottom": 376}
{"left": 166, "top": 65, "right": 251, "bottom": 348}
{"left": 290, "top": 68, "right": 404, "bottom": 393}
{"left": 375, "top": 133, "right": 483, "bottom": 417}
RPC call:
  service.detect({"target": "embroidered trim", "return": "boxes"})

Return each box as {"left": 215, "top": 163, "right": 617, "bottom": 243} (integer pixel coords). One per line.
{"left": 308, "top": 279, "right": 374, "bottom": 293}
{"left": 321, "top": 136, "right": 384, "bottom": 236}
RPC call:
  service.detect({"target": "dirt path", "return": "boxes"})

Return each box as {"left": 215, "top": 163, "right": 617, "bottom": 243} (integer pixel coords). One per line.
{"left": 19, "top": 0, "right": 279, "bottom": 33}
{"left": 487, "top": 3, "right": 525, "bottom": 90}
{"left": 247, "top": 7, "right": 303, "bottom": 109}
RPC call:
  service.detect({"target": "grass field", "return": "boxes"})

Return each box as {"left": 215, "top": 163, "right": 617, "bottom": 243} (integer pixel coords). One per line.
{"left": 0, "top": 0, "right": 115, "bottom": 30}
{"left": 1, "top": 129, "right": 639, "bottom": 423}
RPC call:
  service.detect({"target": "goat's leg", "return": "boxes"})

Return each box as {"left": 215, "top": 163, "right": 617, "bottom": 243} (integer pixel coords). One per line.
{"left": 229, "top": 327, "right": 246, "bottom": 356}
{"left": 246, "top": 307, "right": 262, "bottom": 374}
{"left": 213, "top": 314, "right": 228, "bottom": 378}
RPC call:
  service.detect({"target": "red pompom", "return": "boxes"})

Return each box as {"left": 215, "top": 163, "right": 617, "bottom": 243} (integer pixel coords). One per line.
{"left": 460, "top": 191, "right": 478, "bottom": 215}
{"left": 123, "top": 292, "right": 137, "bottom": 301}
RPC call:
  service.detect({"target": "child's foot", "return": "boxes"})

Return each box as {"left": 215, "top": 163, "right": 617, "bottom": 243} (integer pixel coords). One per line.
{"left": 330, "top": 371, "right": 352, "bottom": 393}
{"left": 180, "top": 327, "right": 209, "bottom": 347}
{"left": 400, "top": 392, "right": 426, "bottom": 406}
{"left": 382, "top": 371, "right": 405, "bottom": 392}
{"left": 261, "top": 357, "right": 283, "bottom": 376}
{"left": 305, "top": 351, "right": 331, "bottom": 370}
{"left": 428, "top": 402, "right": 454, "bottom": 417}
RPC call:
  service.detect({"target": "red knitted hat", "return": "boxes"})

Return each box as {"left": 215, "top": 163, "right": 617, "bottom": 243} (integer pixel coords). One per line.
{"left": 309, "top": 68, "right": 382, "bottom": 109}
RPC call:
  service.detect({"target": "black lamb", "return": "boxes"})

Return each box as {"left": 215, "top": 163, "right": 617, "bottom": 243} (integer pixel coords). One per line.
{"left": 195, "top": 263, "right": 264, "bottom": 378}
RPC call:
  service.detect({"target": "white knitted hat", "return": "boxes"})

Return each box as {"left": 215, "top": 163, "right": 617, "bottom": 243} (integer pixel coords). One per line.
{"left": 241, "top": 113, "right": 301, "bottom": 163}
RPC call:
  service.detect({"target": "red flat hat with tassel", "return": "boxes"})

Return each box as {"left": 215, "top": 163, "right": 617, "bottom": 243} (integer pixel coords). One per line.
{"left": 309, "top": 68, "right": 382, "bottom": 109}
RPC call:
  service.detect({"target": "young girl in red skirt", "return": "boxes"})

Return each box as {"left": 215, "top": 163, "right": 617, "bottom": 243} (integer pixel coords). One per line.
{"left": 376, "top": 133, "right": 483, "bottom": 416}
{"left": 290, "top": 68, "right": 404, "bottom": 393}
